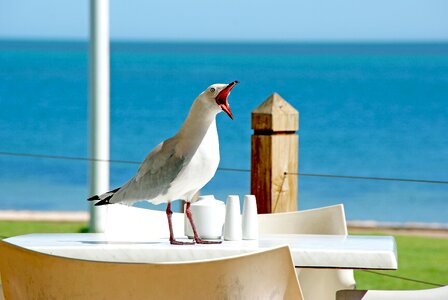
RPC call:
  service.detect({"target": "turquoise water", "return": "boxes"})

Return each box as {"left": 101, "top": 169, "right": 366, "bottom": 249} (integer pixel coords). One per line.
{"left": 0, "top": 40, "right": 447, "bottom": 223}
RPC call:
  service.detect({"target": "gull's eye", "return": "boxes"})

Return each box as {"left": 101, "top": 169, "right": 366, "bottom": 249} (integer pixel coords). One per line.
{"left": 210, "top": 87, "right": 215, "bottom": 93}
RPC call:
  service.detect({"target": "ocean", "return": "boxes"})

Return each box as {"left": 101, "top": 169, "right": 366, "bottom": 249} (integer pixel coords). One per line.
{"left": 0, "top": 40, "right": 447, "bottom": 224}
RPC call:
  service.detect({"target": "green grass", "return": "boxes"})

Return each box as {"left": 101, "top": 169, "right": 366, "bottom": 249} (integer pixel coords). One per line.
{"left": 353, "top": 233, "right": 448, "bottom": 290}
{"left": 1, "top": 222, "right": 446, "bottom": 290}
{"left": 0, "top": 221, "right": 88, "bottom": 238}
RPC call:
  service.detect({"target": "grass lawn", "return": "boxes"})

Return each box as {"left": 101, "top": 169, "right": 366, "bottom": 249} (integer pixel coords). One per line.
{"left": 0, "top": 221, "right": 87, "bottom": 239}
{"left": 352, "top": 233, "right": 448, "bottom": 290}
{"left": 0, "top": 221, "right": 446, "bottom": 290}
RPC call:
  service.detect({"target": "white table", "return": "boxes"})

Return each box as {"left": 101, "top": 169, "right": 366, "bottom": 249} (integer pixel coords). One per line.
{"left": 3, "top": 233, "right": 397, "bottom": 270}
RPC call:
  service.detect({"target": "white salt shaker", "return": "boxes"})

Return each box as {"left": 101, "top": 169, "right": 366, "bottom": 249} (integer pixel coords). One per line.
{"left": 242, "top": 195, "right": 259, "bottom": 240}
{"left": 223, "top": 195, "right": 242, "bottom": 241}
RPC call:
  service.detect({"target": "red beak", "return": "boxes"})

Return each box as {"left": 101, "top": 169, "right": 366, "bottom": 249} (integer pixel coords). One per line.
{"left": 215, "top": 80, "right": 238, "bottom": 120}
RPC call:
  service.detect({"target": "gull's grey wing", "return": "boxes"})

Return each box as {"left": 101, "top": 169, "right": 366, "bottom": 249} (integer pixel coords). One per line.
{"left": 135, "top": 137, "right": 185, "bottom": 180}
{"left": 110, "top": 138, "right": 186, "bottom": 203}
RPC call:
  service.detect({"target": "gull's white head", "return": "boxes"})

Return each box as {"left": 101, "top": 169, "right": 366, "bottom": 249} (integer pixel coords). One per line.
{"left": 199, "top": 80, "right": 239, "bottom": 120}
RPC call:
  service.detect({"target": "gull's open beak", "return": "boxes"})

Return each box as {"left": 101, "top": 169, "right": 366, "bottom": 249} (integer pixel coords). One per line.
{"left": 215, "top": 80, "right": 239, "bottom": 120}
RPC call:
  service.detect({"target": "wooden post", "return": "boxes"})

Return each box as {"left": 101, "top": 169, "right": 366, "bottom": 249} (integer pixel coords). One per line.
{"left": 251, "top": 93, "right": 299, "bottom": 213}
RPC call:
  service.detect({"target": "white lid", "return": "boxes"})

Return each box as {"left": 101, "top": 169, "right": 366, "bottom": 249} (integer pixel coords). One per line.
{"left": 191, "top": 195, "right": 224, "bottom": 206}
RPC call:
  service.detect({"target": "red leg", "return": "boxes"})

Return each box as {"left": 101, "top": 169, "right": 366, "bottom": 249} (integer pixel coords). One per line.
{"left": 185, "top": 202, "right": 222, "bottom": 244}
{"left": 166, "top": 202, "right": 193, "bottom": 245}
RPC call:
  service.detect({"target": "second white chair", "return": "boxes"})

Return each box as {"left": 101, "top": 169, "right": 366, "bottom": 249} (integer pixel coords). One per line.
{"left": 258, "top": 204, "right": 357, "bottom": 300}
{"left": 336, "top": 286, "right": 448, "bottom": 300}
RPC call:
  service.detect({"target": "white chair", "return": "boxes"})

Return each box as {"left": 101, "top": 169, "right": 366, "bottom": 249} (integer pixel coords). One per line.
{"left": 258, "top": 204, "right": 356, "bottom": 300}
{"left": 336, "top": 286, "right": 448, "bottom": 300}
{"left": 104, "top": 204, "right": 185, "bottom": 241}
{"left": 0, "top": 241, "right": 303, "bottom": 300}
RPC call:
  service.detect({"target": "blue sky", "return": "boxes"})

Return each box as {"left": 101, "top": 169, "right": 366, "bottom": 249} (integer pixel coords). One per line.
{"left": 0, "top": 0, "right": 447, "bottom": 41}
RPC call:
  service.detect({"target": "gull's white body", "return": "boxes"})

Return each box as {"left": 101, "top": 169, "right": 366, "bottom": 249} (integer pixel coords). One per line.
{"left": 165, "top": 119, "right": 220, "bottom": 204}
{"left": 98, "top": 84, "right": 227, "bottom": 206}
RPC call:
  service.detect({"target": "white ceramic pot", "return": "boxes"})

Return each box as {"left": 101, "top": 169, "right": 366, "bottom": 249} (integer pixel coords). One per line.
{"left": 185, "top": 195, "right": 226, "bottom": 240}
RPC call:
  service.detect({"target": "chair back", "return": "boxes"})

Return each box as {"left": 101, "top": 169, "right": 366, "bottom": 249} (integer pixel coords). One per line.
{"left": 258, "top": 204, "right": 348, "bottom": 235}
{"left": 105, "top": 205, "right": 184, "bottom": 241}
{"left": 0, "top": 241, "right": 303, "bottom": 300}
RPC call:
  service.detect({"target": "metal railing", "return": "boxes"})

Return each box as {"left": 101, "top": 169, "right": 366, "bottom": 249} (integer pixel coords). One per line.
{"left": 1, "top": 150, "right": 447, "bottom": 185}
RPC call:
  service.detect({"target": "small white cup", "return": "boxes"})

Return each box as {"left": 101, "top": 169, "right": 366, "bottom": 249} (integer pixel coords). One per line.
{"left": 224, "top": 195, "right": 242, "bottom": 241}
{"left": 242, "top": 195, "right": 259, "bottom": 240}
{"left": 185, "top": 195, "right": 225, "bottom": 240}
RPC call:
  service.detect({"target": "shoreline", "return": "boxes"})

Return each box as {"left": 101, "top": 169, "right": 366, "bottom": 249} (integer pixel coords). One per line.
{"left": 0, "top": 210, "right": 89, "bottom": 222}
{"left": 347, "top": 220, "right": 448, "bottom": 238}
{"left": 0, "top": 210, "right": 447, "bottom": 237}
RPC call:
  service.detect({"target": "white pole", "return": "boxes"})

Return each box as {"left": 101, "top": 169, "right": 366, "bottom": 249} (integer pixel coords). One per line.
{"left": 89, "top": 0, "right": 110, "bottom": 232}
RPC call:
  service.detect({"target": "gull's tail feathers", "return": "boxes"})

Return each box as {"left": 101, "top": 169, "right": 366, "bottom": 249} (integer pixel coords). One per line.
{"left": 87, "top": 187, "right": 121, "bottom": 206}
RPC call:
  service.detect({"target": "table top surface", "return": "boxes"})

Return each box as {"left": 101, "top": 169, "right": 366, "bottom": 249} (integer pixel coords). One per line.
{"left": 4, "top": 233, "right": 397, "bottom": 270}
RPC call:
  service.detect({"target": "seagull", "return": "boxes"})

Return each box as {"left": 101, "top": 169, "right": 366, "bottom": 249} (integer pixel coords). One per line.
{"left": 88, "top": 81, "right": 239, "bottom": 245}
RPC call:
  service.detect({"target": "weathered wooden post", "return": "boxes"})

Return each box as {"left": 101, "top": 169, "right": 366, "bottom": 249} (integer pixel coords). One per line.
{"left": 251, "top": 93, "right": 299, "bottom": 213}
